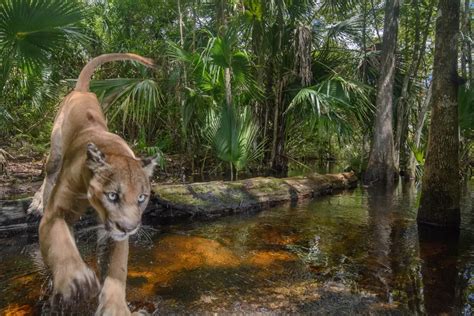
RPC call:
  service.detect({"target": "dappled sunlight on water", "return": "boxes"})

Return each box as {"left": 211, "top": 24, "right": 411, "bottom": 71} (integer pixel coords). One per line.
{"left": 127, "top": 235, "right": 240, "bottom": 298}
{"left": 0, "top": 180, "right": 473, "bottom": 314}
{"left": 3, "top": 304, "right": 33, "bottom": 316}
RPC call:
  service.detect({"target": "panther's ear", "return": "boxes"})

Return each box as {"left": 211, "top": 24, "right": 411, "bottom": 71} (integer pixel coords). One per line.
{"left": 141, "top": 153, "right": 161, "bottom": 177}
{"left": 86, "top": 143, "right": 107, "bottom": 172}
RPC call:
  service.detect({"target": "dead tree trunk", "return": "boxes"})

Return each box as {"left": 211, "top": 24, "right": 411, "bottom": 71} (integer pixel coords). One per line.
{"left": 417, "top": 0, "right": 461, "bottom": 229}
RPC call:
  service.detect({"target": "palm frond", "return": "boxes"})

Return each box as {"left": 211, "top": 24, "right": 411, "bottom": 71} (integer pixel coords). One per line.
{"left": 287, "top": 74, "right": 374, "bottom": 139}
{"left": 318, "top": 0, "right": 359, "bottom": 16}
{"left": 90, "top": 78, "right": 163, "bottom": 129}
{"left": 0, "top": 0, "right": 88, "bottom": 72}
{"left": 205, "top": 104, "right": 264, "bottom": 172}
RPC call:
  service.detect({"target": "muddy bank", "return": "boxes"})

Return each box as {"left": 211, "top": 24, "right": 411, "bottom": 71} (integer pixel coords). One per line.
{"left": 0, "top": 172, "right": 357, "bottom": 235}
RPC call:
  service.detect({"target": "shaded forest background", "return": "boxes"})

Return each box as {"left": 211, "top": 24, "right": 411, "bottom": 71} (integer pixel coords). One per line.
{"left": 0, "top": 0, "right": 473, "bottom": 180}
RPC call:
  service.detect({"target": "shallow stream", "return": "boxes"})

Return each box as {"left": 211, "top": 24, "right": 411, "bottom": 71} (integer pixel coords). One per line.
{"left": 1, "top": 180, "right": 473, "bottom": 315}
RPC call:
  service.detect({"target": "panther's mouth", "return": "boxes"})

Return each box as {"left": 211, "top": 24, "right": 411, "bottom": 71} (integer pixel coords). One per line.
{"left": 110, "top": 232, "right": 129, "bottom": 241}
{"left": 105, "top": 221, "right": 140, "bottom": 241}
{"left": 109, "top": 227, "right": 139, "bottom": 241}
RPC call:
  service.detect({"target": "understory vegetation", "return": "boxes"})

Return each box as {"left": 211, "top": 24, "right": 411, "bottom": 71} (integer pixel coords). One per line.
{"left": 0, "top": 0, "right": 473, "bottom": 180}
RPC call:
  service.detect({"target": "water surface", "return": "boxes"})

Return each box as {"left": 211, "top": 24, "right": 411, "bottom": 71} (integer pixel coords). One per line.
{"left": 1, "top": 181, "right": 473, "bottom": 315}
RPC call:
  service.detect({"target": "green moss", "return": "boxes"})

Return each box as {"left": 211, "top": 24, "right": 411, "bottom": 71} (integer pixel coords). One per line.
{"left": 153, "top": 173, "right": 357, "bottom": 211}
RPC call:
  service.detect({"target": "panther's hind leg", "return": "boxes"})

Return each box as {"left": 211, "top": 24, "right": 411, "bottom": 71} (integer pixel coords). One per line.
{"left": 27, "top": 122, "right": 63, "bottom": 216}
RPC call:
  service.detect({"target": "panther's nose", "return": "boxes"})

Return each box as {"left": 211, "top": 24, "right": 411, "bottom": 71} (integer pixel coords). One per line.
{"left": 115, "top": 221, "right": 137, "bottom": 233}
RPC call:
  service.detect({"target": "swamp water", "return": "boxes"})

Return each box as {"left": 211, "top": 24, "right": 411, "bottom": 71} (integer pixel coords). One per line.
{"left": 1, "top": 181, "right": 473, "bottom": 315}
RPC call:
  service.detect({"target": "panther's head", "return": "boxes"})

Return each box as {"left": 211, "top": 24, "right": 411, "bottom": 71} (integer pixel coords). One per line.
{"left": 85, "top": 143, "right": 159, "bottom": 241}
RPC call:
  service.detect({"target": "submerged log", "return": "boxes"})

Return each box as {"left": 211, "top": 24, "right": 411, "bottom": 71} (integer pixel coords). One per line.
{"left": 147, "top": 172, "right": 357, "bottom": 220}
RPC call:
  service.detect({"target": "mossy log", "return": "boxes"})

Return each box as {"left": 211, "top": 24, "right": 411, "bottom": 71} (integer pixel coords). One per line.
{"left": 148, "top": 172, "right": 357, "bottom": 220}
{"left": 0, "top": 172, "right": 357, "bottom": 235}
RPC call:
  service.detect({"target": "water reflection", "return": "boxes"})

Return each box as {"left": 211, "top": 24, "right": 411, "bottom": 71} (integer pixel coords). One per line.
{"left": 0, "top": 181, "right": 473, "bottom": 314}
{"left": 418, "top": 226, "right": 460, "bottom": 314}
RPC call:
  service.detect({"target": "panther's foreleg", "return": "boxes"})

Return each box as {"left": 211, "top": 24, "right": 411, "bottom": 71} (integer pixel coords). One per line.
{"left": 39, "top": 201, "right": 99, "bottom": 302}
{"left": 96, "top": 238, "right": 134, "bottom": 316}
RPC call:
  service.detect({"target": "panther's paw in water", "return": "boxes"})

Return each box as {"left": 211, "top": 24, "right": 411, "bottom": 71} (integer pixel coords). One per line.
{"left": 52, "top": 261, "right": 100, "bottom": 303}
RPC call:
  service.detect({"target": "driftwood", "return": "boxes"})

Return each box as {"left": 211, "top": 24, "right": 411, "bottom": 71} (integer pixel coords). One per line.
{"left": 0, "top": 172, "right": 357, "bottom": 235}
{"left": 147, "top": 172, "right": 357, "bottom": 220}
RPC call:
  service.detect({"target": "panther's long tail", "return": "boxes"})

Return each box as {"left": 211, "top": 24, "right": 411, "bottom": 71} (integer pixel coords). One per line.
{"left": 74, "top": 53, "right": 155, "bottom": 92}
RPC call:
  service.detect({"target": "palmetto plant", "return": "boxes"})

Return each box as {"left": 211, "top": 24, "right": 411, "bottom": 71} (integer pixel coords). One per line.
{"left": 90, "top": 76, "right": 163, "bottom": 131}
{"left": 287, "top": 74, "right": 374, "bottom": 141}
{"left": 205, "top": 104, "right": 264, "bottom": 180}
{"left": 167, "top": 30, "right": 263, "bottom": 176}
{"left": 167, "top": 30, "right": 262, "bottom": 110}
{"left": 408, "top": 141, "right": 425, "bottom": 179}
{"left": 0, "top": 0, "right": 87, "bottom": 77}
{"left": 0, "top": 0, "right": 87, "bottom": 138}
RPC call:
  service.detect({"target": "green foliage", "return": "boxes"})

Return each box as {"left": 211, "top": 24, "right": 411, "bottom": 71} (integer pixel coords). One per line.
{"left": 0, "top": 0, "right": 87, "bottom": 74}
{"left": 2, "top": 0, "right": 468, "bottom": 180}
{"left": 287, "top": 75, "right": 373, "bottom": 141}
{"left": 136, "top": 128, "right": 165, "bottom": 168}
{"left": 459, "top": 84, "right": 474, "bottom": 138}
{"left": 90, "top": 77, "right": 163, "bottom": 130}
{"left": 408, "top": 141, "right": 425, "bottom": 179}
{"left": 0, "top": 0, "right": 88, "bottom": 141}
{"left": 205, "top": 105, "right": 264, "bottom": 176}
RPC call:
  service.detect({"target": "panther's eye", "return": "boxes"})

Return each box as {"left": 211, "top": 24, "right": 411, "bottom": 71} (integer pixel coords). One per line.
{"left": 138, "top": 194, "right": 147, "bottom": 203}
{"left": 106, "top": 192, "right": 119, "bottom": 202}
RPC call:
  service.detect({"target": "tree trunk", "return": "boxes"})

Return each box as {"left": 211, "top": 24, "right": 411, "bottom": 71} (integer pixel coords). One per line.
{"left": 417, "top": 0, "right": 461, "bottom": 229}
{"left": 260, "top": 58, "right": 274, "bottom": 167}
{"left": 224, "top": 67, "right": 232, "bottom": 110}
{"left": 364, "top": 0, "right": 400, "bottom": 185}
{"left": 362, "top": 0, "right": 368, "bottom": 80}
{"left": 177, "top": 0, "right": 193, "bottom": 172}
{"left": 270, "top": 78, "right": 288, "bottom": 175}
{"left": 462, "top": 0, "right": 472, "bottom": 86}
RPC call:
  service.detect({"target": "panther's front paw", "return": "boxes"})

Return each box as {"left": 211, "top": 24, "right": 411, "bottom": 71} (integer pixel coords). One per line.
{"left": 96, "top": 278, "right": 131, "bottom": 316}
{"left": 52, "top": 261, "right": 100, "bottom": 303}
{"left": 96, "top": 301, "right": 131, "bottom": 316}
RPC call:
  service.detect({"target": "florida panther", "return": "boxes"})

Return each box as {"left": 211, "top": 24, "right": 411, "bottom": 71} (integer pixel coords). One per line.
{"left": 28, "top": 53, "right": 158, "bottom": 315}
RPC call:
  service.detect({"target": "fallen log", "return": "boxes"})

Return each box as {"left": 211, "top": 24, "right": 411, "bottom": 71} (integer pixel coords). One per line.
{"left": 0, "top": 172, "right": 357, "bottom": 235}
{"left": 147, "top": 172, "right": 357, "bottom": 220}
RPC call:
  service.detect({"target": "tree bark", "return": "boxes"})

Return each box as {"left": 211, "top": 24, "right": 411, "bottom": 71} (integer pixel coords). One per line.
{"left": 462, "top": 0, "right": 472, "bottom": 86}
{"left": 224, "top": 67, "right": 232, "bottom": 110}
{"left": 270, "top": 78, "right": 288, "bottom": 175}
{"left": 364, "top": 0, "right": 400, "bottom": 185}
{"left": 417, "top": 0, "right": 461, "bottom": 229}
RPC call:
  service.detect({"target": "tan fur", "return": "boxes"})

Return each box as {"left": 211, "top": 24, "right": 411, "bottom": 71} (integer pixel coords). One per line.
{"left": 29, "top": 54, "right": 157, "bottom": 315}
